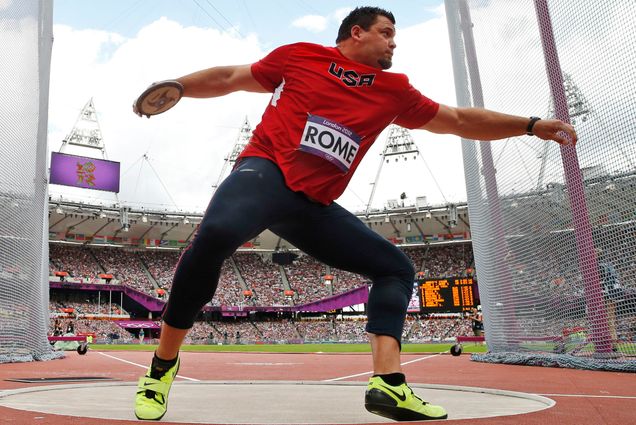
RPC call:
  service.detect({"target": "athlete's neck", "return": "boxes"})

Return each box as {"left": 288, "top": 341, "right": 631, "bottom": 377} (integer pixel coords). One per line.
{"left": 335, "top": 45, "right": 381, "bottom": 70}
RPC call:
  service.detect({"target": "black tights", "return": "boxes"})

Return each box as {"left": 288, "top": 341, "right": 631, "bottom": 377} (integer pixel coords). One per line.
{"left": 162, "top": 157, "right": 415, "bottom": 343}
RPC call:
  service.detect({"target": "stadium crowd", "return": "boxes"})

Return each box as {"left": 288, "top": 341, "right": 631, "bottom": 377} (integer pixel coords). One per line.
{"left": 47, "top": 242, "right": 488, "bottom": 344}
{"left": 49, "top": 244, "right": 101, "bottom": 283}
{"left": 49, "top": 243, "right": 475, "bottom": 308}
{"left": 49, "top": 300, "right": 123, "bottom": 317}
{"left": 47, "top": 314, "right": 474, "bottom": 345}
{"left": 90, "top": 247, "right": 154, "bottom": 294}
{"left": 208, "top": 260, "right": 250, "bottom": 307}
{"left": 284, "top": 255, "right": 330, "bottom": 304}
{"left": 234, "top": 253, "right": 287, "bottom": 306}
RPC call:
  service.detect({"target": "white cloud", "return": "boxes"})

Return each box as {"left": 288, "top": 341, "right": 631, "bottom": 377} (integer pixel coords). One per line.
{"left": 289, "top": 8, "right": 356, "bottom": 38}
{"left": 291, "top": 15, "right": 328, "bottom": 33}
{"left": 333, "top": 7, "right": 352, "bottom": 23}
{"left": 48, "top": 17, "right": 271, "bottom": 211}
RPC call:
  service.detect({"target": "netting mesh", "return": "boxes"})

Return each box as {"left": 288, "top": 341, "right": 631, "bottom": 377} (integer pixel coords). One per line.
{"left": 445, "top": 0, "right": 635, "bottom": 371}
{"left": 0, "top": 0, "right": 62, "bottom": 362}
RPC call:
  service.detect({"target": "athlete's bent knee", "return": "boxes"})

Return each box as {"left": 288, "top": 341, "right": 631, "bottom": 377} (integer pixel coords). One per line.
{"left": 194, "top": 218, "right": 245, "bottom": 257}
{"left": 387, "top": 255, "right": 415, "bottom": 295}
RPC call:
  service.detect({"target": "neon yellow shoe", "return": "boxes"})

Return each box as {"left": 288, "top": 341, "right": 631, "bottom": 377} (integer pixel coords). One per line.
{"left": 365, "top": 376, "right": 447, "bottom": 421}
{"left": 135, "top": 357, "right": 180, "bottom": 421}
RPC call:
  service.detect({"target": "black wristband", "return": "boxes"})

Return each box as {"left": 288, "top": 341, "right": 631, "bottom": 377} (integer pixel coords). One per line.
{"left": 526, "top": 116, "right": 541, "bottom": 136}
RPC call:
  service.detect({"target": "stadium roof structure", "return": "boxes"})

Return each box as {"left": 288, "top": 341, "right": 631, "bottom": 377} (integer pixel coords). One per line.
{"left": 47, "top": 199, "right": 471, "bottom": 251}
{"left": 47, "top": 166, "right": 635, "bottom": 251}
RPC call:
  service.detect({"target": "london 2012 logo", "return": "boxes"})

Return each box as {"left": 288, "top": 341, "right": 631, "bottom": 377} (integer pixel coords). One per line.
{"left": 147, "top": 88, "right": 177, "bottom": 109}
{"left": 76, "top": 161, "right": 96, "bottom": 187}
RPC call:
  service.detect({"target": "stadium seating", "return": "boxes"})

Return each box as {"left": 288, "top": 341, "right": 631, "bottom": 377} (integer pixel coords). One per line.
{"left": 49, "top": 244, "right": 101, "bottom": 283}
{"left": 49, "top": 243, "right": 483, "bottom": 343}
{"left": 234, "top": 253, "right": 287, "bottom": 306}
{"left": 50, "top": 244, "right": 475, "bottom": 307}
{"left": 284, "top": 255, "right": 330, "bottom": 304}
{"left": 90, "top": 247, "right": 155, "bottom": 295}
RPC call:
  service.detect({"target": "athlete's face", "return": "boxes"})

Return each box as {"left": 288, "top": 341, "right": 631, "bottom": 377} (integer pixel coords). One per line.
{"left": 358, "top": 16, "right": 396, "bottom": 70}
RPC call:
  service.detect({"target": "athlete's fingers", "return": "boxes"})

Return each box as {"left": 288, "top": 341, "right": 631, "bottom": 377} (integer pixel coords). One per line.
{"left": 536, "top": 120, "right": 577, "bottom": 146}
{"left": 553, "top": 133, "right": 569, "bottom": 146}
{"left": 132, "top": 101, "right": 141, "bottom": 117}
{"left": 562, "top": 123, "right": 577, "bottom": 145}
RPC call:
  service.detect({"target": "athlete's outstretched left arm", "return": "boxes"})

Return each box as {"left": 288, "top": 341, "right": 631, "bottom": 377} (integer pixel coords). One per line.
{"left": 421, "top": 104, "right": 577, "bottom": 146}
{"left": 176, "top": 64, "right": 269, "bottom": 98}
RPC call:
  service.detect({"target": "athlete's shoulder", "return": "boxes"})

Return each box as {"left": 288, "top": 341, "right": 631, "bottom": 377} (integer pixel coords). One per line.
{"left": 285, "top": 42, "right": 331, "bottom": 51}
{"left": 380, "top": 69, "right": 410, "bottom": 82}
{"left": 376, "top": 69, "right": 411, "bottom": 88}
{"left": 278, "top": 42, "right": 337, "bottom": 56}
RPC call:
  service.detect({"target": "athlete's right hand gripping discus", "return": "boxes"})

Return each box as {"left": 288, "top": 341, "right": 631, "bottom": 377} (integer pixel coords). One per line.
{"left": 133, "top": 80, "right": 184, "bottom": 118}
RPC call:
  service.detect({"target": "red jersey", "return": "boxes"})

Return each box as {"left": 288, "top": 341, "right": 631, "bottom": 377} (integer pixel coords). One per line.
{"left": 239, "top": 42, "right": 439, "bottom": 205}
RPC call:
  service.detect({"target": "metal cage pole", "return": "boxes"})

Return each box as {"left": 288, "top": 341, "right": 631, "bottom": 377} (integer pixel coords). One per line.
{"left": 534, "top": 0, "right": 612, "bottom": 354}
{"left": 445, "top": 0, "right": 519, "bottom": 349}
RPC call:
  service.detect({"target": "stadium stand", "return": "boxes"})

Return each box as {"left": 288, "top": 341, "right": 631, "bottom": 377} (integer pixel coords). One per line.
{"left": 405, "top": 316, "right": 471, "bottom": 343}
{"left": 50, "top": 244, "right": 474, "bottom": 305}
{"left": 137, "top": 250, "right": 178, "bottom": 292}
{"left": 49, "top": 244, "right": 102, "bottom": 283}
{"left": 256, "top": 318, "right": 301, "bottom": 342}
{"left": 330, "top": 269, "right": 367, "bottom": 295}
{"left": 209, "top": 260, "right": 250, "bottom": 307}
{"left": 206, "top": 320, "right": 262, "bottom": 344}
{"left": 296, "top": 319, "right": 336, "bottom": 342}
{"left": 283, "top": 254, "right": 330, "bottom": 304}
{"left": 420, "top": 245, "right": 474, "bottom": 278}
{"left": 90, "top": 246, "right": 155, "bottom": 295}
{"left": 234, "top": 253, "right": 287, "bottom": 306}
{"left": 48, "top": 243, "right": 482, "bottom": 343}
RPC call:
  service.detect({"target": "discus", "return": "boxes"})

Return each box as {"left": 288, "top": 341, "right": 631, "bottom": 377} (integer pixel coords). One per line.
{"left": 133, "top": 80, "right": 184, "bottom": 118}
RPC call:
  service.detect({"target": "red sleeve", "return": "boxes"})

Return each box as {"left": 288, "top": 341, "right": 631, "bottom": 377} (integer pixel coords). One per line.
{"left": 393, "top": 81, "right": 440, "bottom": 129}
{"left": 250, "top": 44, "right": 295, "bottom": 92}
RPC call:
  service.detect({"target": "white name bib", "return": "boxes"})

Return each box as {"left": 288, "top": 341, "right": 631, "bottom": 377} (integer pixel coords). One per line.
{"left": 298, "top": 114, "right": 361, "bottom": 172}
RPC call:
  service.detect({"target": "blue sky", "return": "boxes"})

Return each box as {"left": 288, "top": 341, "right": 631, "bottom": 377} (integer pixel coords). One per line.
{"left": 53, "top": 1, "right": 444, "bottom": 47}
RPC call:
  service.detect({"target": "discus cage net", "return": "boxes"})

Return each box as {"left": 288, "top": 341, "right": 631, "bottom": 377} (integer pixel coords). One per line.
{"left": 0, "top": 0, "right": 62, "bottom": 362}
{"left": 445, "top": 0, "right": 635, "bottom": 371}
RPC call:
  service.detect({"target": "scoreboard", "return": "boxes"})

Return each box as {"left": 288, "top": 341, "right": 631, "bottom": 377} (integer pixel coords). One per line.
{"left": 418, "top": 277, "right": 476, "bottom": 313}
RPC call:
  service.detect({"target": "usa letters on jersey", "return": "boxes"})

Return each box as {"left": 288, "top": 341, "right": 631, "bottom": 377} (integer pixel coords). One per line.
{"left": 299, "top": 114, "right": 361, "bottom": 173}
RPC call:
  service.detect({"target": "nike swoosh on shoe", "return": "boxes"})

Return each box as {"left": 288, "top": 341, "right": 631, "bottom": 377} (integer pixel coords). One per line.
{"left": 378, "top": 384, "right": 407, "bottom": 402}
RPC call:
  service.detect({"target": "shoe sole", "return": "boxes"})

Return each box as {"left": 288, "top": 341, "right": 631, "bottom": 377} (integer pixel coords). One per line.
{"left": 365, "top": 403, "right": 448, "bottom": 421}
{"left": 365, "top": 389, "right": 447, "bottom": 421}
{"left": 134, "top": 410, "right": 167, "bottom": 421}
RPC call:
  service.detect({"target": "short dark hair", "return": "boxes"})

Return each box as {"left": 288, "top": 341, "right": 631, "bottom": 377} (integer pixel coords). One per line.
{"left": 336, "top": 6, "right": 395, "bottom": 43}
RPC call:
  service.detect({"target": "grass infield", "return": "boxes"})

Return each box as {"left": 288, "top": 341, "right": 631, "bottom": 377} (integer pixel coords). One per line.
{"left": 93, "top": 343, "right": 489, "bottom": 353}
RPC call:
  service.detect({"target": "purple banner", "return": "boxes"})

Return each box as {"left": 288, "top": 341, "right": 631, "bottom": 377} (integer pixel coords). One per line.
{"left": 221, "top": 311, "right": 248, "bottom": 317}
{"left": 116, "top": 321, "right": 161, "bottom": 329}
{"left": 50, "top": 152, "right": 120, "bottom": 192}
{"left": 296, "top": 285, "right": 369, "bottom": 312}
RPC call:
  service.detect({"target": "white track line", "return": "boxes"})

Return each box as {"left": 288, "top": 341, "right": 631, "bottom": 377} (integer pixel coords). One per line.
{"left": 538, "top": 393, "right": 636, "bottom": 399}
{"left": 97, "top": 351, "right": 200, "bottom": 381}
{"left": 323, "top": 353, "right": 442, "bottom": 382}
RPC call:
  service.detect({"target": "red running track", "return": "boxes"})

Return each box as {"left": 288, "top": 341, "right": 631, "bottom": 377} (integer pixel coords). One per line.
{"left": 0, "top": 349, "right": 635, "bottom": 424}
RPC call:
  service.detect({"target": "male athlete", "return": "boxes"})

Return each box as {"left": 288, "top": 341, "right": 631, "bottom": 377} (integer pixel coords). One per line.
{"left": 133, "top": 6, "right": 577, "bottom": 422}
{"left": 470, "top": 307, "right": 484, "bottom": 337}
